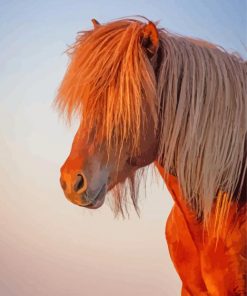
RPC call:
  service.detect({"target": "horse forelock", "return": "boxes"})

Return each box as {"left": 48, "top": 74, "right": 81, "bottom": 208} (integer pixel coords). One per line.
{"left": 55, "top": 18, "right": 158, "bottom": 156}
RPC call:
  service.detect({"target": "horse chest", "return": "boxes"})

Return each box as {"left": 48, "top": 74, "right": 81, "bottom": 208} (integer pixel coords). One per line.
{"left": 156, "top": 163, "right": 246, "bottom": 295}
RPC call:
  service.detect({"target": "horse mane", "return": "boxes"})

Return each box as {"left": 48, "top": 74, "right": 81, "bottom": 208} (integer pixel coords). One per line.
{"left": 157, "top": 28, "right": 247, "bottom": 231}
{"left": 55, "top": 19, "right": 157, "bottom": 155}
{"left": 56, "top": 18, "right": 247, "bottom": 229}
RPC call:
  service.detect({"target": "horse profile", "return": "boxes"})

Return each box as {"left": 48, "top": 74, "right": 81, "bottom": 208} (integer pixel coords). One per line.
{"left": 55, "top": 18, "right": 247, "bottom": 295}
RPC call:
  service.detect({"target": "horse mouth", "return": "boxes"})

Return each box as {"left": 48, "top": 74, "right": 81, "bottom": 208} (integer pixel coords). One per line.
{"left": 85, "top": 184, "right": 107, "bottom": 209}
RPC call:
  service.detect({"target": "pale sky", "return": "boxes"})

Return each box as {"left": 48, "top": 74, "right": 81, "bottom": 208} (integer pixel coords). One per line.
{"left": 0, "top": 1, "right": 246, "bottom": 295}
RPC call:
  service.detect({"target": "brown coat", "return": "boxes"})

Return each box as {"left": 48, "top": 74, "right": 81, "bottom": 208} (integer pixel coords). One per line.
{"left": 156, "top": 163, "right": 247, "bottom": 296}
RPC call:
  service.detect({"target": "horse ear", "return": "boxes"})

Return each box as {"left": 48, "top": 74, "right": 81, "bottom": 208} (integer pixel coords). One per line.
{"left": 91, "top": 18, "right": 100, "bottom": 29}
{"left": 141, "top": 22, "right": 159, "bottom": 58}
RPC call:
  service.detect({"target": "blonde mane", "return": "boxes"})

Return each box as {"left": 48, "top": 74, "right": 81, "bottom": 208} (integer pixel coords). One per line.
{"left": 157, "top": 29, "right": 247, "bottom": 228}
{"left": 56, "top": 18, "right": 247, "bottom": 227}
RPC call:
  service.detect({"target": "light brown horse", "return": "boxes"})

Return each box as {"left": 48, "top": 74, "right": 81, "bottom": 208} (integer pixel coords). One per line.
{"left": 56, "top": 18, "right": 247, "bottom": 295}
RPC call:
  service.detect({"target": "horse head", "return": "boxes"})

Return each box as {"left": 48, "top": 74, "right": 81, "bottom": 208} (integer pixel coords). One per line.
{"left": 57, "top": 19, "right": 160, "bottom": 213}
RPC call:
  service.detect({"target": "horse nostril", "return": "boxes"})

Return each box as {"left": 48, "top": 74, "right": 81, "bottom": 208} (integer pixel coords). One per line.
{"left": 74, "top": 173, "right": 87, "bottom": 194}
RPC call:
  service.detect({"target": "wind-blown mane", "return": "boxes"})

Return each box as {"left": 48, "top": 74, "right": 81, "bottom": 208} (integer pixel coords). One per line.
{"left": 157, "top": 29, "right": 247, "bottom": 228}
{"left": 56, "top": 19, "right": 157, "bottom": 155}
{"left": 56, "top": 18, "right": 247, "bottom": 227}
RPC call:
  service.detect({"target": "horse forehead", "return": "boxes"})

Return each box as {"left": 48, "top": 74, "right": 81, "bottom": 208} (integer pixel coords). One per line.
{"left": 61, "top": 155, "right": 86, "bottom": 173}
{"left": 62, "top": 142, "right": 109, "bottom": 170}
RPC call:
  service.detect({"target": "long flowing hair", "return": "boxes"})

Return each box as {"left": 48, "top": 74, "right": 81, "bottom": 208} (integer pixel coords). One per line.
{"left": 55, "top": 18, "right": 247, "bottom": 228}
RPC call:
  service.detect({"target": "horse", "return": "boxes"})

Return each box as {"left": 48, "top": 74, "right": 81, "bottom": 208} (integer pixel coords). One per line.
{"left": 55, "top": 18, "right": 247, "bottom": 295}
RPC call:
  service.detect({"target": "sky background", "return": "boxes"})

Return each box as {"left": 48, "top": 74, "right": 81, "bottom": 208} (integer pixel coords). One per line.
{"left": 0, "top": 1, "right": 246, "bottom": 295}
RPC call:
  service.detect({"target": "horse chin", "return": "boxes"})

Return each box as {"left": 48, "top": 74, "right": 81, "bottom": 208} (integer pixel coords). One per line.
{"left": 85, "top": 184, "right": 107, "bottom": 209}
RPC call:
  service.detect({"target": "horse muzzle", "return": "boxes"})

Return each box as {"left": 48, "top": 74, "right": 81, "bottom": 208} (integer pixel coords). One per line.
{"left": 60, "top": 171, "right": 107, "bottom": 208}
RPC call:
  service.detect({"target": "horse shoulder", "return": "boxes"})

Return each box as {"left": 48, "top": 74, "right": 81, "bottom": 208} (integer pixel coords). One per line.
{"left": 155, "top": 162, "right": 247, "bottom": 295}
{"left": 166, "top": 204, "right": 207, "bottom": 295}
{"left": 200, "top": 203, "right": 247, "bottom": 295}
{"left": 156, "top": 163, "right": 207, "bottom": 294}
